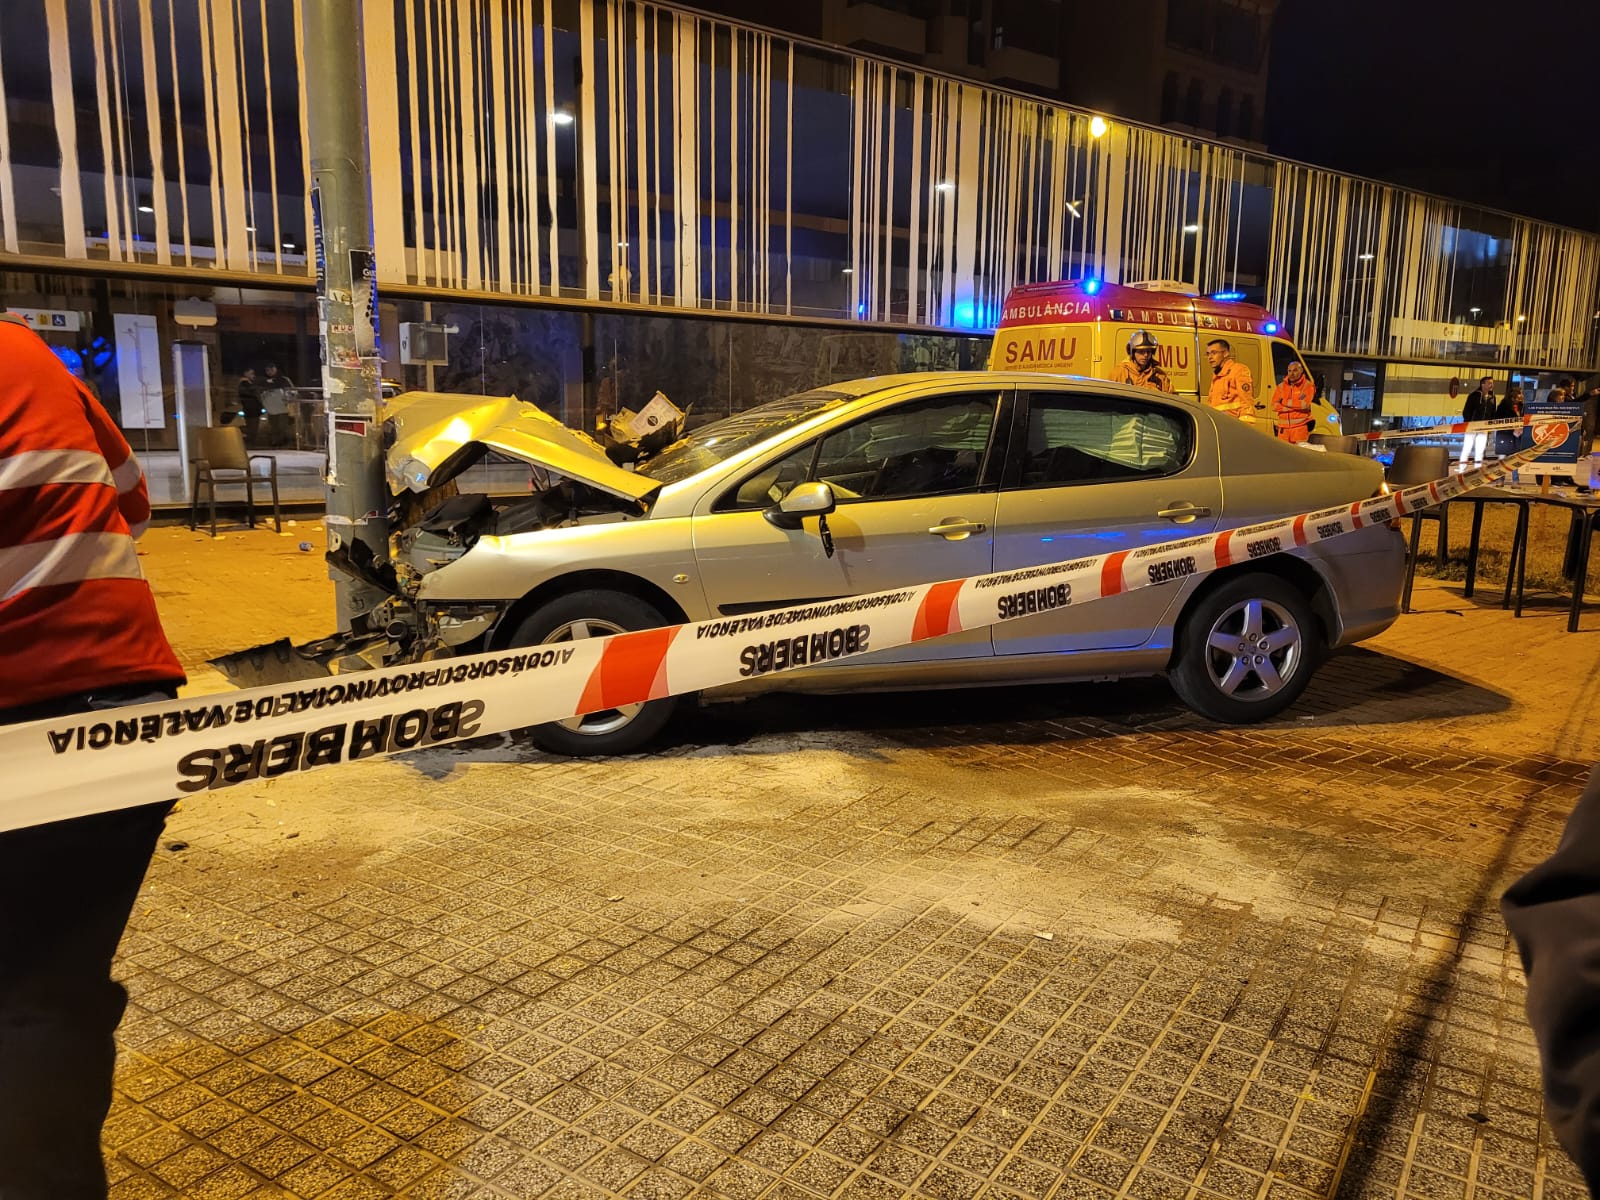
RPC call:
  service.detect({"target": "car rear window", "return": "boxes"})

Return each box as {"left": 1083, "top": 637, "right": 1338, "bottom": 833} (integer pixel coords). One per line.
{"left": 1018, "top": 393, "right": 1192, "bottom": 485}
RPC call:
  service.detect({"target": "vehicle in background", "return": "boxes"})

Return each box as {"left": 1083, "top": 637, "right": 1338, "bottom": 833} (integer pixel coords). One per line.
{"left": 989, "top": 279, "right": 1341, "bottom": 437}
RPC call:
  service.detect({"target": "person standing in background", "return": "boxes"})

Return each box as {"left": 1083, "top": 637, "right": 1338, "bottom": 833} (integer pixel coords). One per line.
{"left": 1270, "top": 359, "right": 1316, "bottom": 443}
{"left": 1204, "top": 339, "right": 1256, "bottom": 426}
{"left": 259, "top": 364, "right": 296, "bottom": 449}
{"left": 1459, "top": 375, "right": 1496, "bottom": 469}
{"left": 235, "top": 367, "right": 261, "bottom": 443}
{"left": 1494, "top": 383, "right": 1526, "bottom": 458}
{"left": 0, "top": 308, "right": 186, "bottom": 1198}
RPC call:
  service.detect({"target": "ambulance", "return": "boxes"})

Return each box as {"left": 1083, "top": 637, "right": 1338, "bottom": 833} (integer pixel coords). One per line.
{"left": 988, "top": 279, "right": 1341, "bottom": 438}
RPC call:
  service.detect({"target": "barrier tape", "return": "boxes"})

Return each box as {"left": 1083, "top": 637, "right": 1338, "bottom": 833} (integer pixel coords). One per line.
{"left": 1355, "top": 416, "right": 1532, "bottom": 442}
{"left": 0, "top": 422, "right": 1568, "bottom": 834}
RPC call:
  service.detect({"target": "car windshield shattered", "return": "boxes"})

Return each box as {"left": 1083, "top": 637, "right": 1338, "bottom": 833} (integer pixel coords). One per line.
{"left": 639, "top": 387, "right": 858, "bottom": 485}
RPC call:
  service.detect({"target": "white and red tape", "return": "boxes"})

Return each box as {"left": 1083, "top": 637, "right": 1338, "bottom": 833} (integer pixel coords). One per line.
{"left": 0, "top": 422, "right": 1569, "bottom": 833}
{"left": 1354, "top": 415, "right": 1532, "bottom": 442}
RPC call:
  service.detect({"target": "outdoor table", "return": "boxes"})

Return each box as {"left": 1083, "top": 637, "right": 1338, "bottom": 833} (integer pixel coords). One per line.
{"left": 1418, "top": 485, "right": 1600, "bottom": 632}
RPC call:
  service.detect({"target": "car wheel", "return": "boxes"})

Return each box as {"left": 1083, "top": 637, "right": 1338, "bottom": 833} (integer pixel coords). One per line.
{"left": 507, "top": 590, "right": 678, "bottom": 756}
{"left": 1168, "top": 574, "right": 1320, "bottom": 724}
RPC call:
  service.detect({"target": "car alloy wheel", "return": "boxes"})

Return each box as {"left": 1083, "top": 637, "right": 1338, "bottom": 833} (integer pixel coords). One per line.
{"left": 1202, "top": 596, "right": 1303, "bottom": 702}
{"left": 506, "top": 589, "right": 680, "bottom": 755}
{"left": 539, "top": 617, "right": 641, "bottom": 735}
{"left": 1168, "top": 573, "right": 1320, "bottom": 724}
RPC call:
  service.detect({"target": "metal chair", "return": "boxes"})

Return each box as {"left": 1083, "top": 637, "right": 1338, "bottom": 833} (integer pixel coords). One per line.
{"left": 1390, "top": 444, "right": 1450, "bottom": 611}
{"left": 189, "top": 426, "right": 281, "bottom": 536}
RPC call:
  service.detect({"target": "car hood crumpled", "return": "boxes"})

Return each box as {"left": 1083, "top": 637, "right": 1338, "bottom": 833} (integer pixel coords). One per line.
{"left": 382, "top": 391, "right": 661, "bottom": 503}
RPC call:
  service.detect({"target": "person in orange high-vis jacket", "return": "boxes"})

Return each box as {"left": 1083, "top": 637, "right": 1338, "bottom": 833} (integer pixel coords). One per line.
{"left": 0, "top": 309, "right": 185, "bottom": 1198}
{"left": 1204, "top": 338, "right": 1257, "bottom": 426}
{"left": 1271, "top": 359, "right": 1316, "bottom": 443}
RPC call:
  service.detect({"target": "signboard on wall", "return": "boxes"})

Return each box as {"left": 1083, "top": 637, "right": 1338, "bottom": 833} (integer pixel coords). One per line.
{"left": 113, "top": 313, "right": 165, "bottom": 429}
{"left": 11, "top": 308, "right": 82, "bottom": 332}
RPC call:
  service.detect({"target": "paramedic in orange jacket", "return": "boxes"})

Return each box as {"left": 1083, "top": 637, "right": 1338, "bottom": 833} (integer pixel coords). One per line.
{"left": 0, "top": 309, "right": 185, "bottom": 1198}
{"left": 1109, "top": 329, "right": 1176, "bottom": 393}
{"left": 1204, "top": 338, "right": 1257, "bottom": 426}
{"left": 1270, "top": 359, "right": 1316, "bottom": 443}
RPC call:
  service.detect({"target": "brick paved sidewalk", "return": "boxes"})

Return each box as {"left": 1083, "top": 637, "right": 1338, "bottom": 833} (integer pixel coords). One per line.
{"left": 95, "top": 527, "right": 1600, "bottom": 1198}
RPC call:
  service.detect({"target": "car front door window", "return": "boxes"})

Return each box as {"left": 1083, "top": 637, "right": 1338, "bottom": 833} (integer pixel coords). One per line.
{"left": 813, "top": 394, "right": 998, "bottom": 500}
{"left": 718, "top": 393, "right": 1000, "bottom": 510}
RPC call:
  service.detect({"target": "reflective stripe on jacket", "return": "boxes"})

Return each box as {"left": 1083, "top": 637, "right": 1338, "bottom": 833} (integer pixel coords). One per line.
{"left": 0, "top": 312, "right": 183, "bottom": 710}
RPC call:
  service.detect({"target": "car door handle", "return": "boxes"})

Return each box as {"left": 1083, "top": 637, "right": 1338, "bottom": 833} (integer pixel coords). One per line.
{"left": 928, "top": 519, "right": 986, "bottom": 538}
{"left": 1157, "top": 504, "right": 1213, "bottom": 522}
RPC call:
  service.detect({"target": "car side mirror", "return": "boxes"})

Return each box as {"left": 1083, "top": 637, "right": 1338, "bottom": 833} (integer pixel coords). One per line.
{"left": 763, "top": 481, "right": 836, "bottom": 530}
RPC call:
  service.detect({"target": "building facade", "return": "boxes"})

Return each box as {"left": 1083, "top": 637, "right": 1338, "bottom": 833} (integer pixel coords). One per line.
{"left": 0, "top": 0, "right": 1596, "bottom": 490}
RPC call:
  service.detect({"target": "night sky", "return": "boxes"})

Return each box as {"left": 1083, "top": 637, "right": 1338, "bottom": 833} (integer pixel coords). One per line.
{"left": 1267, "top": 0, "right": 1600, "bottom": 233}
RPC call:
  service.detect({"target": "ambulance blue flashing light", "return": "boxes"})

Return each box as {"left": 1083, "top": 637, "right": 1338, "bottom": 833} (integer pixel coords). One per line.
{"left": 1263, "top": 321, "right": 1280, "bottom": 334}
{"left": 1083, "top": 278, "right": 1101, "bottom": 295}
{"left": 1212, "top": 290, "right": 1246, "bottom": 302}
{"left": 953, "top": 301, "right": 977, "bottom": 328}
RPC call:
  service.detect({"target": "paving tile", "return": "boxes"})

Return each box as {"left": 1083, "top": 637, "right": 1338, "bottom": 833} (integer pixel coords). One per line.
{"left": 99, "top": 563, "right": 1598, "bottom": 1199}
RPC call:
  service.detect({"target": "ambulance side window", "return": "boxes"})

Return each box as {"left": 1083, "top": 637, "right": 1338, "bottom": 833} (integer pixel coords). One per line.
{"left": 1269, "top": 340, "right": 1303, "bottom": 386}
{"left": 1014, "top": 392, "right": 1192, "bottom": 487}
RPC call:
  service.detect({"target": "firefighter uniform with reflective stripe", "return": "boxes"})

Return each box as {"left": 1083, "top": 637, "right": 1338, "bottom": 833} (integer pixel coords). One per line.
{"left": 1271, "top": 376, "right": 1316, "bottom": 443}
{"left": 0, "top": 312, "right": 183, "bottom": 711}
{"left": 0, "top": 310, "right": 185, "bottom": 1198}
{"left": 1109, "top": 360, "right": 1176, "bottom": 393}
{"left": 1207, "top": 358, "right": 1257, "bottom": 425}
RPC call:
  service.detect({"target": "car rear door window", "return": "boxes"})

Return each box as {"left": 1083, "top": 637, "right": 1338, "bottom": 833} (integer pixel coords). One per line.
{"left": 1018, "top": 392, "right": 1192, "bottom": 486}
{"left": 812, "top": 394, "right": 998, "bottom": 501}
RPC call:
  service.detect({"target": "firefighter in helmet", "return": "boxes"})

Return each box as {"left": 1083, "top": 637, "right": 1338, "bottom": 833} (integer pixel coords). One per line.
{"left": 1109, "top": 330, "right": 1175, "bottom": 393}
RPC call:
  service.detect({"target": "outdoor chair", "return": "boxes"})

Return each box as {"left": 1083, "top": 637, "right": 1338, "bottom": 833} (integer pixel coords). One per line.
{"left": 189, "top": 426, "right": 281, "bottom": 536}
{"left": 1308, "top": 433, "right": 1362, "bottom": 455}
{"left": 1389, "top": 444, "right": 1450, "bottom": 610}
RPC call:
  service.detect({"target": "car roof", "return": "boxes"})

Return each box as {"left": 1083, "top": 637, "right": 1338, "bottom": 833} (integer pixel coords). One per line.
{"left": 832, "top": 370, "right": 1143, "bottom": 392}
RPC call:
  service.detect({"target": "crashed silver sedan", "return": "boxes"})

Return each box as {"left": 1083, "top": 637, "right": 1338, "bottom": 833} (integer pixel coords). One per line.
{"left": 240, "top": 372, "right": 1405, "bottom": 755}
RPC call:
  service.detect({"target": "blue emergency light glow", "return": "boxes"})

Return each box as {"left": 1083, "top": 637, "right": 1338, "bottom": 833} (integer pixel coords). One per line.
{"left": 1212, "top": 290, "right": 1246, "bottom": 302}
{"left": 953, "top": 301, "right": 977, "bottom": 327}
{"left": 1263, "top": 321, "right": 1280, "bottom": 334}
{"left": 1083, "top": 278, "right": 1101, "bottom": 295}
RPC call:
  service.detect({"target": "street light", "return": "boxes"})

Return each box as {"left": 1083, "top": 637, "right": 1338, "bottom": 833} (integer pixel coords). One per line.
{"left": 1357, "top": 252, "right": 1375, "bottom": 261}
{"left": 935, "top": 181, "right": 955, "bottom": 193}
{"left": 1183, "top": 224, "right": 1200, "bottom": 234}
{"left": 1089, "top": 116, "right": 1109, "bottom": 138}
{"left": 549, "top": 110, "right": 574, "bottom": 127}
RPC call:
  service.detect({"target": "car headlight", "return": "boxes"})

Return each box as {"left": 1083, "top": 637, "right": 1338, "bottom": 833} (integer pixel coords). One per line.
{"left": 391, "top": 455, "right": 432, "bottom": 492}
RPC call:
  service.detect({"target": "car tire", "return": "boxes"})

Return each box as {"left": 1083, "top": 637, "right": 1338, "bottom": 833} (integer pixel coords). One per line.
{"left": 1168, "top": 573, "right": 1320, "bottom": 724}
{"left": 507, "top": 590, "right": 678, "bottom": 756}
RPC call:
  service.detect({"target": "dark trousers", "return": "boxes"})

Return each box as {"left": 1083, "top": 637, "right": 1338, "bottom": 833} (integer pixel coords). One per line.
{"left": 242, "top": 404, "right": 262, "bottom": 445}
{"left": 0, "top": 685, "right": 178, "bottom": 1199}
